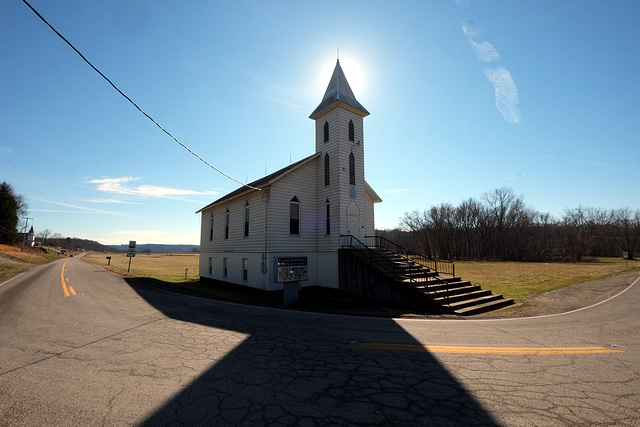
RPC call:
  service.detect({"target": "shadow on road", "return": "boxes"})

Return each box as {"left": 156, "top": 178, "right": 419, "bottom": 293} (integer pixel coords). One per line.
{"left": 125, "top": 278, "right": 499, "bottom": 425}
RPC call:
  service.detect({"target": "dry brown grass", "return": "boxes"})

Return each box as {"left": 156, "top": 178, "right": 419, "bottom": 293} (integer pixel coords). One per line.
{"left": 0, "top": 244, "right": 21, "bottom": 253}
{"left": 0, "top": 244, "right": 66, "bottom": 280}
{"left": 455, "top": 257, "right": 640, "bottom": 301}
{"left": 83, "top": 252, "right": 200, "bottom": 283}
{"left": 83, "top": 252, "right": 640, "bottom": 303}
{"left": 0, "top": 245, "right": 63, "bottom": 264}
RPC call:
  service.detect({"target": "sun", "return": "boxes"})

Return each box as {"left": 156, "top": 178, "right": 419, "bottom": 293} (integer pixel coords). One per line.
{"left": 316, "top": 54, "right": 367, "bottom": 99}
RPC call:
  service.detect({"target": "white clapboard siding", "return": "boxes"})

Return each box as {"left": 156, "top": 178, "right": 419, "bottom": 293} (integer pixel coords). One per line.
{"left": 266, "top": 160, "right": 318, "bottom": 252}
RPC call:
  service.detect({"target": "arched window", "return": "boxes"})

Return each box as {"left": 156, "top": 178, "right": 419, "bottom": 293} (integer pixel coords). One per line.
{"left": 349, "top": 152, "right": 355, "bottom": 185}
{"left": 323, "top": 121, "right": 329, "bottom": 142}
{"left": 349, "top": 119, "right": 354, "bottom": 141}
{"left": 325, "top": 199, "right": 331, "bottom": 235}
{"left": 244, "top": 201, "right": 250, "bottom": 237}
{"left": 209, "top": 213, "right": 214, "bottom": 241}
{"left": 290, "top": 196, "right": 300, "bottom": 235}
{"left": 324, "top": 153, "right": 330, "bottom": 186}
{"left": 224, "top": 208, "right": 230, "bottom": 239}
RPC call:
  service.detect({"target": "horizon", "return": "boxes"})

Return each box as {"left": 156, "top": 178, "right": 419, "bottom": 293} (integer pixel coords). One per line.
{"left": 3, "top": 1, "right": 639, "bottom": 245}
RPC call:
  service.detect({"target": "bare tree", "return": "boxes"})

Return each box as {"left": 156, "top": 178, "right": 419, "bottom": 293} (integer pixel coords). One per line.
{"left": 482, "top": 187, "right": 527, "bottom": 260}
{"left": 400, "top": 210, "right": 433, "bottom": 258}
{"left": 610, "top": 208, "right": 640, "bottom": 260}
{"left": 37, "top": 229, "right": 52, "bottom": 246}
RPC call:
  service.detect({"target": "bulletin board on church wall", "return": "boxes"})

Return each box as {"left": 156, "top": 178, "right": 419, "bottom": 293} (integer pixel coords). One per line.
{"left": 275, "top": 257, "right": 308, "bottom": 283}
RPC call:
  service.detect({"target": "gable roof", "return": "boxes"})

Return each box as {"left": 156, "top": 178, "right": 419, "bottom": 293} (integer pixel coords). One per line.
{"left": 196, "top": 153, "right": 320, "bottom": 213}
{"left": 309, "top": 60, "right": 369, "bottom": 119}
{"left": 365, "top": 181, "right": 382, "bottom": 203}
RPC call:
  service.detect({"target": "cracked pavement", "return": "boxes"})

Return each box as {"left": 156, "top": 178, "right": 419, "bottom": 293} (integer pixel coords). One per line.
{"left": 0, "top": 257, "right": 638, "bottom": 426}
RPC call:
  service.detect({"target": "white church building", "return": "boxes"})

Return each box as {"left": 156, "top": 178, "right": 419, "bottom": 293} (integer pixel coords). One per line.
{"left": 197, "top": 60, "right": 381, "bottom": 291}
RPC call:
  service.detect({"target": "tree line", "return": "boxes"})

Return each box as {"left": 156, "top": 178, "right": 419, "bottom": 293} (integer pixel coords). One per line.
{"left": 381, "top": 187, "right": 640, "bottom": 262}
{"left": 0, "top": 181, "right": 28, "bottom": 245}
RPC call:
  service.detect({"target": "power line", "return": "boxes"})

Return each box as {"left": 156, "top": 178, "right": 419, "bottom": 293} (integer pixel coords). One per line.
{"left": 22, "top": 0, "right": 261, "bottom": 191}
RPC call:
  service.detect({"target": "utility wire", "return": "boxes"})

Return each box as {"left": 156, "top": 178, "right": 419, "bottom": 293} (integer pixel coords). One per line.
{"left": 22, "top": 0, "right": 261, "bottom": 191}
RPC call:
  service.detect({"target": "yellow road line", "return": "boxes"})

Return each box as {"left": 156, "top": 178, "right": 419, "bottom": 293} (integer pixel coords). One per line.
{"left": 68, "top": 285, "right": 76, "bottom": 296}
{"left": 355, "top": 343, "right": 622, "bottom": 355}
{"left": 61, "top": 260, "right": 70, "bottom": 297}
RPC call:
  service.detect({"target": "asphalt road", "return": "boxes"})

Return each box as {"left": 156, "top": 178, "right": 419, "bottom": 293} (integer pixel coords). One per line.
{"left": 0, "top": 256, "right": 638, "bottom": 426}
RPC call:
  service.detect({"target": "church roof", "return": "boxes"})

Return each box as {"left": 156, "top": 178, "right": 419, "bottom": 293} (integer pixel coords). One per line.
{"left": 309, "top": 60, "right": 369, "bottom": 119}
{"left": 196, "top": 153, "right": 320, "bottom": 213}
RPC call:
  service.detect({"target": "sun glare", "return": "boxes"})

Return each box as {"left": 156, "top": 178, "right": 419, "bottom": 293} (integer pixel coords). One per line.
{"left": 316, "top": 55, "right": 367, "bottom": 99}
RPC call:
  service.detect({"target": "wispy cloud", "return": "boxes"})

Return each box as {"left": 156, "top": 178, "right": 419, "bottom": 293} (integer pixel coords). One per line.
{"left": 505, "top": 171, "right": 550, "bottom": 180}
{"left": 34, "top": 200, "right": 121, "bottom": 215}
{"left": 0, "top": 146, "right": 13, "bottom": 154}
{"left": 484, "top": 67, "right": 521, "bottom": 124}
{"left": 461, "top": 22, "right": 479, "bottom": 37}
{"left": 461, "top": 18, "right": 522, "bottom": 124}
{"left": 87, "top": 177, "right": 218, "bottom": 200}
{"left": 569, "top": 160, "right": 609, "bottom": 167}
{"left": 469, "top": 40, "right": 500, "bottom": 62}
{"left": 85, "top": 198, "right": 139, "bottom": 204}
{"left": 246, "top": 73, "right": 315, "bottom": 112}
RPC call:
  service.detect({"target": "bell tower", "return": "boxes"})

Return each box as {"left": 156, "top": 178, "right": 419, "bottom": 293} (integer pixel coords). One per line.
{"left": 310, "top": 60, "right": 370, "bottom": 243}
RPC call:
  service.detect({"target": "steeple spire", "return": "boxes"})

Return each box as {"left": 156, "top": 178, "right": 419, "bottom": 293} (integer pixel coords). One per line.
{"left": 310, "top": 60, "right": 369, "bottom": 119}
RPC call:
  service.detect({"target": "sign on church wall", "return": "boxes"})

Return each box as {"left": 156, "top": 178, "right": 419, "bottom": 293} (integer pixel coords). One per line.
{"left": 276, "top": 257, "right": 308, "bottom": 283}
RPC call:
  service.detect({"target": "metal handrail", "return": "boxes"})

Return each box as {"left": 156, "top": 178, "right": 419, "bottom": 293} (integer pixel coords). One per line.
{"left": 366, "top": 235, "right": 455, "bottom": 277}
{"left": 340, "top": 235, "right": 437, "bottom": 290}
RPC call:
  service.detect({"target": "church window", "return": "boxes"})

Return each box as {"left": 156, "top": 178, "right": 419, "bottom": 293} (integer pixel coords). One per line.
{"left": 223, "top": 257, "right": 228, "bottom": 279}
{"left": 244, "top": 202, "right": 250, "bottom": 237}
{"left": 349, "top": 152, "right": 356, "bottom": 185}
{"left": 323, "top": 121, "right": 329, "bottom": 142}
{"left": 209, "top": 213, "right": 214, "bottom": 241}
{"left": 324, "top": 153, "right": 330, "bottom": 186}
{"left": 208, "top": 257, "right": 213, "bottom": 275}
{"left": 224, "top": 208, "right": 230, "bottom": 239}
{"left": 290, "top": 196, "right": 300, "bottom": 235}
{"left": 349, "top": 120, "right": 354, "bottom": 141}
{"left": 325, "top": 199, "right": 331, "bottom": 235}
{"left": 242, "top": 258, "right": 248, "bottom": 281}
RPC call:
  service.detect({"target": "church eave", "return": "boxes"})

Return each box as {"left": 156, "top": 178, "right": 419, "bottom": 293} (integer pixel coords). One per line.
{"left": 309, "top": 99, "right": 369, "bottom": 120}
{"left": 196, "top": 153, "right": 320, "bottom": 213}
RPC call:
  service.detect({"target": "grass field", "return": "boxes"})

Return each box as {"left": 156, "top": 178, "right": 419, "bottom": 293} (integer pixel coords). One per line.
{"left": 455, "top": 257, "right": 640, "bottom": 301}
{"left": 83, "top": 252, "right": 640, "bottom": 303}
{"left": 83, "top": 252, "right": 200, "bottom": 283}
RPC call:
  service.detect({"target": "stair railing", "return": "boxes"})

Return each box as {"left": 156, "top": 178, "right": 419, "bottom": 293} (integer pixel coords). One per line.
{"left": 340, "top": 235, "right": 401, "bottom": 281}
{"left": 340, "top": 235, "right": 435, "bottom": 287}
{"left": 366, "top": 235, "right": 455, "bottom": 278}
{"left": 341, "top": 235, "right": 452, "bottom": 306}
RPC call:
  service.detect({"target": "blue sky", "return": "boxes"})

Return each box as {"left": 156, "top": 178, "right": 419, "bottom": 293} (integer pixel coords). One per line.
{"left": 2, "top": 1, "right": 639, "bottom": 245}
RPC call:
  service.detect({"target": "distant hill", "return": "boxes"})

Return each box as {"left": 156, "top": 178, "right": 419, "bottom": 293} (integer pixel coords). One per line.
{"left": 109, "top": 244, "right": 200, "bottom": 254}
{"left": 52, "top": 237, "right": 115, "bottom": 253}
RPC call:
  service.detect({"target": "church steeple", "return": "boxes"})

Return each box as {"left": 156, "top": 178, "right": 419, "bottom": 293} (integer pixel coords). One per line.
{"left": 309, "top": 60, "right": 369, "bottom": 119}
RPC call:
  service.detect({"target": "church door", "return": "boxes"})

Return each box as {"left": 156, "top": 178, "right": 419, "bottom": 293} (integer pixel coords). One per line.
{"left": 346, "top": 200, "right": 364, "bottom": 242}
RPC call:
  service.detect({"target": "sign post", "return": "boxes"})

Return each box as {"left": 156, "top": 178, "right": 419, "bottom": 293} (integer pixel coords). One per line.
{"left": 127, "top": 241, "right": 136, "bottom": 272}
{"left": 276, "top": 257, "right": 308, "bottom": 306}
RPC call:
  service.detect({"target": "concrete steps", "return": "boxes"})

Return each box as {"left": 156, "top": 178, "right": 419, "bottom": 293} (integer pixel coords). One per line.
{"left": 356, "top": 247, "right": 515, "bottom": 315}
{"left": 423, "top": 276, "right": 514, "bottom": 315}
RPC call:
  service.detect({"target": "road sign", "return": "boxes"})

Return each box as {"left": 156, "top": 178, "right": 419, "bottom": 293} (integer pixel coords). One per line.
{"left": 127, "top": 240, "right": 136, "bottom": 257}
